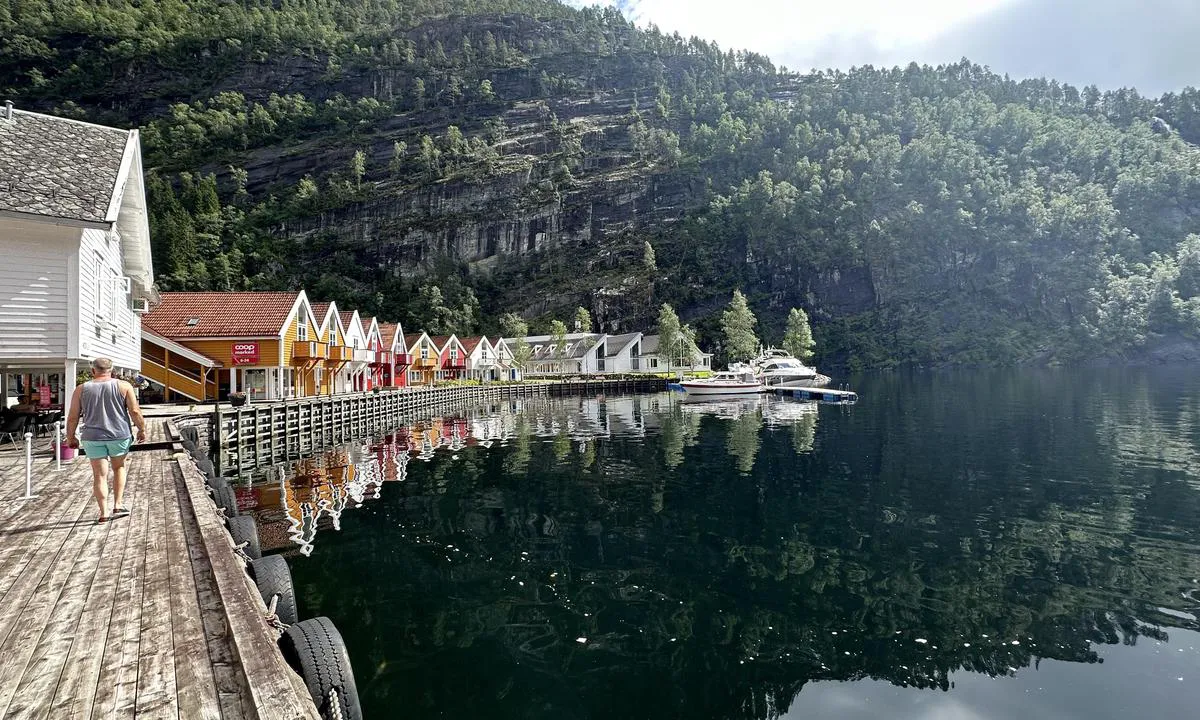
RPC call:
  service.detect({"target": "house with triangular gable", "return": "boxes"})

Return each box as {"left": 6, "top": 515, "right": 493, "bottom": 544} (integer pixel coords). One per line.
{"left": 0, "top": 104, "right": 156, "bottom": 410}
{"left": 377, "top": 322, "right": 409, "bottom": 388}
{"left": 141, "top": 290, "right": 323, "bottom": 401}
{"left": 404, "top": 332, "right": 438, "bottom": 386}
{"left": 430, "top": 336, "right": 468, "bottom": 382}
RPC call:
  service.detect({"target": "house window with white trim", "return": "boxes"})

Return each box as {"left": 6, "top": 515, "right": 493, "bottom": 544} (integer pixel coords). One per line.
{"left": 420, "top": 345, "right": 430, "bottom": 360}
{"left": 298, "top": 323, "right": 309, "bottom": 341}
{"left": 92, "top": 253, "right": 105, "bottom": 321}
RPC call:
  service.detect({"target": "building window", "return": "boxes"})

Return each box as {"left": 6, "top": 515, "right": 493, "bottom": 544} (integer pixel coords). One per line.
{"left": 92, "top": 254, "right": 105, "bottom": 320}
{"left": 298, "top": 323, "right": 308, "bottom": 341}
{"left": 420, "top": 346, "right": 429, "bottom": 360}
{"left": 650, "top": 358, "right": 659, "bottom": 369}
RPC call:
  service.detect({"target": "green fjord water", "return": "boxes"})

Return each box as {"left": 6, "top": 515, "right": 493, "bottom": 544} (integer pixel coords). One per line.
{"left": 247, "top": 367, "right": 1200, "bottom": 719}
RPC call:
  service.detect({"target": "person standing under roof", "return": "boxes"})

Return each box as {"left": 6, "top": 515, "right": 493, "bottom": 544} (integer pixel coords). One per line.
{"left": 66, "top": 358, "right": 147, "bottom": 523}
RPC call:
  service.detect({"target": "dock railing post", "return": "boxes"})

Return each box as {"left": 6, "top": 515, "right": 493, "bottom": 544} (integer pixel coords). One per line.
{"left": 20, "top": 431, "right": 38, "bottom": 501}
{"left": 54, "top": 420, "right": 62, "bottom": 472}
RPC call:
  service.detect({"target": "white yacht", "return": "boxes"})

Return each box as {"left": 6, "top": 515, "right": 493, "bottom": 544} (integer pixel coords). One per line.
{"left": 679, "top": 369, "right": 762, "bottom": 396}
{"left": 735, "top": 348, "right": 824, "bottom": 388}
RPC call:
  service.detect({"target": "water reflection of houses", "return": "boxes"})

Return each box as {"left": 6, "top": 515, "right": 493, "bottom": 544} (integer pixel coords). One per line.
{"left": 252, "top": 398, "right": 540, "bottom": 553}
{"left": 249, "top": 393, "right": 820, "bottom": 554}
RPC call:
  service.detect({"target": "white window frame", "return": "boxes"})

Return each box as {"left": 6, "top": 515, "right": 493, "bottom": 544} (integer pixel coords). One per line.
{"left": 420, "top": 345, "right": 430, "bottom": 360}
{"left": 93, "top": 254, "right": 105, "bottom": 321}
{"left": 298, "top": 322, "right": 309, "bottom": 341}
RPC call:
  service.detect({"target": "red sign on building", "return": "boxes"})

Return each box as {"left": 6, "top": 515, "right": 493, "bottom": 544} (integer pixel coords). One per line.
{"left": 231, "top": 342, "right": 260, "bottom": 365}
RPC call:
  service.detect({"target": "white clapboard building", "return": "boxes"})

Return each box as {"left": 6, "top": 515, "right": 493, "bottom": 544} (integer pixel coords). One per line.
{"left": 0, "top": 102, "right": 155, "bottom": 411}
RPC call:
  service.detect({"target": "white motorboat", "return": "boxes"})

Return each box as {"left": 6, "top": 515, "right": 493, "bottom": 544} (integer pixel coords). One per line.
{"left": 736, "top": 348, "right": 824, "bottom": 388}
{"left": 679, "top": 370, "right": 762, "bottom": 396}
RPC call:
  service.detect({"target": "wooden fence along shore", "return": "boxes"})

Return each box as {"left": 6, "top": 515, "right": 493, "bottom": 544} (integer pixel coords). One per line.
{"left": 194, "top": 378, "right": 668, "bottom": 476}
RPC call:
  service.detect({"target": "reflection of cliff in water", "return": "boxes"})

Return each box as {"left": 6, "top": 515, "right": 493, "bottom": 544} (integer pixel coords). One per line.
{"left": 269, "top": 370, "right": 1200, "bottom": 720}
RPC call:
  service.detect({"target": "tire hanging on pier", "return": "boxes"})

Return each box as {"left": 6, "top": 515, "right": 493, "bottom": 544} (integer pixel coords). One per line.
{"left": 250, "top": 554, "right": 299, "bottom": 625}
{"left": 226, "top": 515, "right": 261, "bottom": 559}
{"left": 209, "top": 477, "right": 239, "bottom": 518}
{"left": 280, "top": 617, "right": 364, "bottom": 720}
{"left": 180, "top": 425, "right": 200, "bottom": 451}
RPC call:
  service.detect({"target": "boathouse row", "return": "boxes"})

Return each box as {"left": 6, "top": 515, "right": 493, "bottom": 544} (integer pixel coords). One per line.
{"left": 140, "top": 292, "right": 714, "bottom": 404}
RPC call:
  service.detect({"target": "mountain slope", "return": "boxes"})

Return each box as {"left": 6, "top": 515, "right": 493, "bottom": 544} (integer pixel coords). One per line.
{"left": 5, "top": 0, "right": 1200, "bottom": 367}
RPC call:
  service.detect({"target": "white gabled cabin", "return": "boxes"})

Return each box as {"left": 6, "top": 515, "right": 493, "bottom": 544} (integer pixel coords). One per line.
{"left": 0, "top": 103, "right": 155, "bottom": 411}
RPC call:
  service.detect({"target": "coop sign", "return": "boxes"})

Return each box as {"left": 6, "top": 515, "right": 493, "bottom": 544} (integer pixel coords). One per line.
{"left": 231, "top": 342, "right": 260, "bottom": 365}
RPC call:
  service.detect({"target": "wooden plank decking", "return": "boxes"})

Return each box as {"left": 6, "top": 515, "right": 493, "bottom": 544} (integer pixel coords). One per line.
{"left": 0, "top": 435, "right": 318, "bottom": 719}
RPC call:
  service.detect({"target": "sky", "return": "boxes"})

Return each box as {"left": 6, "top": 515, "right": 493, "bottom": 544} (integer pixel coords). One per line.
{"left": 568, "top": 0, "right": 1200, "bottom": 96}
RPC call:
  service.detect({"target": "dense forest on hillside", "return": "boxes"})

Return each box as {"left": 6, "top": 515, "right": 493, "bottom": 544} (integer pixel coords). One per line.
{"left": 5, "top": 0, "right": 1200, "bottom": 366}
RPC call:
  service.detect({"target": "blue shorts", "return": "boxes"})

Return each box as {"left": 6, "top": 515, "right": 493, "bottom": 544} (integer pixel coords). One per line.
{"left": 81, "top": 438, "right": 133, "bottom": 458}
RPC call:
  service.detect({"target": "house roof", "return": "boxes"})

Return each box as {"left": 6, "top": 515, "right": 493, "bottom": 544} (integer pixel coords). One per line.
{"left": 378, "top": 322, "right": 404, "bottom": 349}
{"left": 142, "top": 328, "right": 222, "bottom": 367}
{"left": 604, "top": 333, "right": 641, "bottom": 357}
{"left": 640, "top": 334, "right": 660, "bottom": 355}
{"left": 523, "top": 335, "right": 601, "bottom": 361}
{"left": 404, "top": 333, "right": 428, "bottom": 347}
{"left": 428, "top": 335, "right": 464, "bottom": 353}
{"left": 458, "top": 336, "right": 487, "bottom": 354}
{"left": 0, "top": 107, "right": 134, "bottom": 224}
{"left": 143, "top": 291, "right": 301, "bottom": 338}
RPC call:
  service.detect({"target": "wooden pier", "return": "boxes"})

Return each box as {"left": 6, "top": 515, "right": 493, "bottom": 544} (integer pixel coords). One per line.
{"left": 0, "top": 434, "right": 318, "bottom": 719}
{"left": 206, "top": 380, "right": 668, "bottom": 475}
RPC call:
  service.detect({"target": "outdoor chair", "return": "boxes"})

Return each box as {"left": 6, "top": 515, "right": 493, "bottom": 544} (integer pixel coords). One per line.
{"left": 1, "top": 413, "right": 31, "bottom": 448}
{"left": 35, "top": 411, "right": 63, "bottom": 438}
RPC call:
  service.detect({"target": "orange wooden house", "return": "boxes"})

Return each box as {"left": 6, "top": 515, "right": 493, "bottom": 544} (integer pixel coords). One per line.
{"left": 140, "top": 291, "right": 328, "bottom": 402}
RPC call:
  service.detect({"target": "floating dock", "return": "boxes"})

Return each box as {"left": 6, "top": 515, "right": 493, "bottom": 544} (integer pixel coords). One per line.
{"left": 769, "top": 386, "right": 859, "bottom": 403}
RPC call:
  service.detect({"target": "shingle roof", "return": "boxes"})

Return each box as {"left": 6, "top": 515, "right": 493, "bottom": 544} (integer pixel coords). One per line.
{"left": 459, "top": 336, "right": 484, "bottom": 354}
{"left": 404, "top": 333, "right": 426, "bottom": 347}
{"left": 640, "top": 334, "right": 660, "bottom": 355}
{"left": 0, "top": 108, "right": 132, "bottom": 223}
{"left": 143, "top": 292, "right": 299, "bottom": 339}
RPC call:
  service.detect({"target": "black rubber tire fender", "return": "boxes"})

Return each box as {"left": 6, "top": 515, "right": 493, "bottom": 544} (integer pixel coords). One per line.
{"left": 226, "top": 515, "right": 261, "bottom": 559}
{"left": 194, "top": 454, "right": 215, "bottom": 478}
{"left": 279, "top": 617, "right": 364, "bottom": 720}
{"left": 249, "top": 555, "right": 299, "bottom": 625}
{"left": 209, "top": 477, "right": 239, "bottom": 518}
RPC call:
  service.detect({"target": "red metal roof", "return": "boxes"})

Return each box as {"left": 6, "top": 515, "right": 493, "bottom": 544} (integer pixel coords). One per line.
{"left": 143, "top": 292, "right": 300, "bottom": 339}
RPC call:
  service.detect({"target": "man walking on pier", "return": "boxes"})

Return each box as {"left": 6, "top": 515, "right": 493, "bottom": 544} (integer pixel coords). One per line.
{"left": 66, "top": 358, "right": 147, "bottom": 523}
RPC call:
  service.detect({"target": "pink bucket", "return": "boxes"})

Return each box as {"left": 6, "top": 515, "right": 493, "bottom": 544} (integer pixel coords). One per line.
{"left": 59, "top": 445, "right": 76, "bottom": 461}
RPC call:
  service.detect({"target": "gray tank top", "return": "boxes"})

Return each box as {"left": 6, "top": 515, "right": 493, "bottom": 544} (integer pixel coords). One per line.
{"left": 80, "top": 379, "right": 133, "bottom": 441}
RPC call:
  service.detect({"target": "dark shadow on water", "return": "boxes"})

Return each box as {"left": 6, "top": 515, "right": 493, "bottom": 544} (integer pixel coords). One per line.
{"left": 244, "top": 368, "right": 1200, "bottom": 719}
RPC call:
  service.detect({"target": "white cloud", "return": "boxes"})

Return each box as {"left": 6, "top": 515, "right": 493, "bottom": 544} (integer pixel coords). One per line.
{"left": 571, "top": 0, "right": 1018, "bottom": 71}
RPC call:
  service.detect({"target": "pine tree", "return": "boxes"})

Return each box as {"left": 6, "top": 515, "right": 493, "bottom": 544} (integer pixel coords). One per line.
{"left": 350, "top": 149, "right": 366, "bottom": 188}
{"left": 573, "top": 306, "right": 592, "bottom": 332}
{"left": 389, "top": 141, "right": 407, "bottom": 176}
{"left": 657, "top": 303, "right": 681, "bottom": 368}
{"left": 549, "top": 320, "right": 568, "bottom": 374}
{"left": 782, "top": 307, "right": 816, "bottom": 361}
{"left": 721, "top": 290, "right": 759, "bottom": 362}
{"left": 643, "top": 241, "right": 657, "bottom": 272}
{"left": 499, "top": 313, "right": 532, "bottom": 370}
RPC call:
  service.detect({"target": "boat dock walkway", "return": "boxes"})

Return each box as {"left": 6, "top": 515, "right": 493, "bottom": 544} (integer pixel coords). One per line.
{"left": 768, "top": 386, "right": 859, "bottom": 403}
{"left": 0, "top": 431, "right": 318, "bottom": 719}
